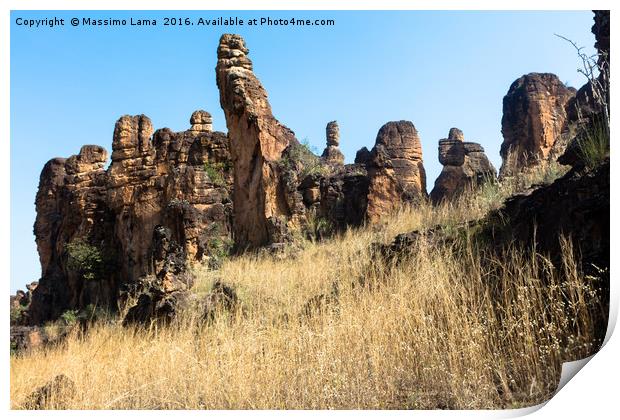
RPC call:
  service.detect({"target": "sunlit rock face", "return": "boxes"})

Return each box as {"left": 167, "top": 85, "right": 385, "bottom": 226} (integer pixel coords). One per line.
{"left": 499, "top": 73, "right": 575, "bottom": 178}
{"left": 216, "top": 33, "right": 297, "bottom": 248}
{"left": 28, "top": 111, "right": 233, "bottom": 324}
{"left": 366, "top": 121, "right": 427, "bottom": 222}
{"left": 321, "top": 121, "right": 345, "bottom": 166}
{"left": 430, "top": 128, "right": 496, "bottom": 204}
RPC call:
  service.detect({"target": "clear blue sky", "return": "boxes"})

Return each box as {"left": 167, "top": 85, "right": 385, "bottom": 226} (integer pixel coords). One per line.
{"left": 10, "top": 10, "right": 596, "bottom": 292}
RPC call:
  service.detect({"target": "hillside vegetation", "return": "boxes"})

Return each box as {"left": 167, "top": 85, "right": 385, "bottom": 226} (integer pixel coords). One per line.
{"left": 10, "top": 163, "right": 605, "bottom": 409}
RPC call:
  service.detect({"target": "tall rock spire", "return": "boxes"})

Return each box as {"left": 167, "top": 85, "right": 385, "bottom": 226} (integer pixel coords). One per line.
{"left": 216, "top": 34, "right": 297, "bottom": 248}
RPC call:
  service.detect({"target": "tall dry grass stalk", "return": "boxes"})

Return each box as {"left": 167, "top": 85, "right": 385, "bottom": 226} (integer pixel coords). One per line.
{"left": 10, "top": 169, "right": 604, "bottom": 409}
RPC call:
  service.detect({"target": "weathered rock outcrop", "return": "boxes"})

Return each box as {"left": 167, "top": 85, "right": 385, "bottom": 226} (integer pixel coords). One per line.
{"left": 24, "top": 34, "right": 450, "bottom": 325}
{"left": 122, "top": 225, "right": 195, "bottom": 326}
{"left": 593, "top": 10, "right": 610, "bottom": 72}
{"left": 30, "top": 145, "right": 113, "bottom": 324}
{"left": 379, "top": 160, "right": 609, "bottom": 296}
{"left": 565, "top": 11, "right": 609, "bottom": 124}
{"left": 23, "top": 374, "right": 76, "bottom": 410}
{"left": 28, "top": 111, "right": 233, "bottom": 324}
{"left": 318, "top": 165, "right": 370, "bottom": 229}
{"left": 10, "top": 326, "right": 49, "bottom": 354}
{"left": 484, "top": 161, "right": 609, "bottom": 279}
{"left": 354, "top": 147, "right": 372, "bottom": 165}
{"left": 366, "top": 121, "right": 427, "bottom": 222}
{"left": 201, "top": 280, "right": 241, "bottom": 322}
{"left": 321, "top": 121, "right": 345, "bottom": 166}
{"left": 216, "top": 34, "right": 296, "bottom": 249}
{"left": 11, "top": 282, "right": 37, "bottom": 312}
{"left": 499, "top": 73, "right": 576, "bottom": 178}
{"left": 561, "top": 10, "right": 610, "bottom": 168}
{"left": 430, "top": 128, "right": 496, "bottom": 204}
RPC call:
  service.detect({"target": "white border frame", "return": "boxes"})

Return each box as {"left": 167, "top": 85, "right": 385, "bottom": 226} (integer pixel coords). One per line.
{"left": 2, "top": 2, "right": 616, "bottom": 419}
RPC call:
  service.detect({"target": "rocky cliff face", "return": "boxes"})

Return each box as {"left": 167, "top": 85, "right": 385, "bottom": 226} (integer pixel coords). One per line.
{"left": 499, "top": 73, "right": 575, "bottom": 178}
{"left": 216, "top": 34, "right": 296, "bottom": 249}
{"left": 593, "top": 10, "right": 610, "bottom": 71}
{"left": 366, "top": 121, "right": 427, "bottom": 222}
{"left": 430, "top": 128, "right": 496, "bottom": 204}
{"left": 31, "top": 145, "right": 114, "bottom": 324}
{"left": 561, "top": 10, "right": 610, "bottom": 168}
{"left": 28, "top": 112, "right": 233, "bottom": 324}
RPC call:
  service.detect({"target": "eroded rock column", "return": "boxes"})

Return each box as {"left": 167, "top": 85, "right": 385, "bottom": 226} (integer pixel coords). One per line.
{"left": 321, "top": 121, "right": 345, "bottom": 166}
{"left": 216, "top": 34, "right": 297, "bottom": 248}
{"left": 366, "top": 121, "right": 427, "bottom": 222}
{"left": 430, "top": 128, "right": 496, "bottom": 204}
{"left": 499, "top": 73, "right": 575, "bottom": 177}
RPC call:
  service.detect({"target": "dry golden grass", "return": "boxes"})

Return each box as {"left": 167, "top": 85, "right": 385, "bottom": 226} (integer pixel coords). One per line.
{"left": 10, "top": 164, "right": 604, "bottom": 410}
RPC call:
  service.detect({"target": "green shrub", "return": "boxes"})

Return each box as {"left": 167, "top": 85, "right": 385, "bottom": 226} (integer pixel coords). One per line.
{"left": 205, "top": 237, "right": 234, "bottom": 269}
{"left": 577, "top": 117, "right": 610, "bottom": 169}
{"left": 10, "top": 306, "right": 26, "bottom": 324}
{"left": 60, "top": 309, "right": 79, "bottom": 326}
{"left": 80, "top": 304, "right": 108, "bottom": 323}
{"left": 66, "top": 239, "right": 110, "bottom": 281}
{"left": 280, "top": 139, "right": 330, "bottom": 178}
{"left": 304, "top": 211, "right": 333, "bottom": 242}
{"left": 207, "top": 237, "right": 234, "bottom": 260}
{"left": 204, "top": 162, "right": 228, "bottom": 187}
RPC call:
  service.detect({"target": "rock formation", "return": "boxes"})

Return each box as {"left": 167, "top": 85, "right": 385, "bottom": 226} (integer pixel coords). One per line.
{"left": 23, "top": 374, "right": 76, "bottom": 409}
{"left": 354, "top": 147, "right": 372, "bottom": 165}
{"left": 366, "top": 121, "right": 427, "bottom": 222}
{"left": 430, "top": 128, "right": 497, "bottom": 204}
{"left": 499, "top": 73, "right": 575, "bottom": 178}
{"left": 561, "top": 10, "right": 610, "bottom": 168}
{"left": 321, "top": 121, "right": 345, "bottom": 165}
{"left": 10, "top": 326, "right": 49, "bottom": 354}
{"left": 189, "top": 110, "right": 213, "bottom": 133}
{"left": 122, "top": 222, "right": 202, "bottom": 326}
{"left": 24, "top": 34, "right": 438, "bottom": 325}
{"left": 317, "top": 165, "right": 370, "bottom": 229}
{"left": 28, "top": 111, "right": 233, "bottom": 324}
{"left": 216, "top": 34, "right": 296, "bottom": 249}
{"left": 11, "top": 282, "right": 37, "bottom": 312}
{"left": 593, "top": 10, "right": 610, "bottom": 72}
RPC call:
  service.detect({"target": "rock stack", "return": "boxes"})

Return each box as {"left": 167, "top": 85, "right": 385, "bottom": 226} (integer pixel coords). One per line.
{"left": 321, "top": 121, "right": 345, "bottom": 165}
{"left": 430, "top": 128, "right": 496, "bottom": 204}
{"left": 366, "top": 121, "right": 427, "bottom": 222}
{"left": 499, "top": 73, "right": 575, "bottom": 177}
{"left": 215, "top": 34, "right": 297, "bottom": 248}
{"left": 189, "top": 110, "right": 213, "bottom": 133}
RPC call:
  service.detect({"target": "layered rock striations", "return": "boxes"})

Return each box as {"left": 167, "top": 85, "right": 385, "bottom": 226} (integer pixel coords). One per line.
{"left": 321, "top": 121, "right": 345, "bottom": 166}
{"left": 430, "top": 128, "right": 496, "bottom": 204}
{"left": 28, "top": 112, "right": 233, "bottom": 324}
{"left": 216, "top": 34, "right": 296, "bottom": 249}
{"left": 31, "top": 145, "right": 113, "bottom": 324}
{"left": 366, "top": 121, "right": 427, "bottom": 222}
{"left": 499, "top": 73, "right": 575, "bottom": 178}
